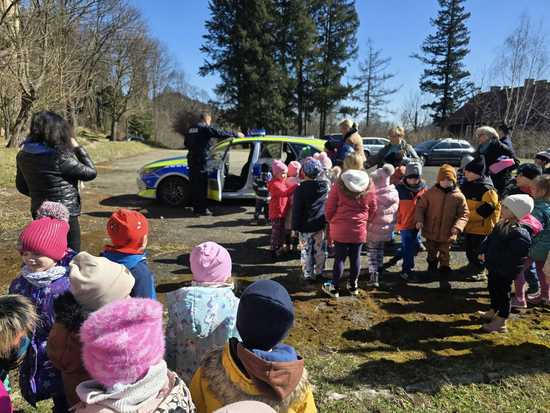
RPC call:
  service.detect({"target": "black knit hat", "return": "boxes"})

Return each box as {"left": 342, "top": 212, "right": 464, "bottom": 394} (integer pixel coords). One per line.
{"left": 464, "top": 156, "right": 486, "bottom": 176}
{"left": 518, "top": 163, "right": 542, "bottom": 180}
{"left": 237, "top": 280, "right": 294, "bottom": 351}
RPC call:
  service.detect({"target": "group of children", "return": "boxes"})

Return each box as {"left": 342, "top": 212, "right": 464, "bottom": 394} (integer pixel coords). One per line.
{"left": 1, "top": 202, "right": 316, "bottom": 412}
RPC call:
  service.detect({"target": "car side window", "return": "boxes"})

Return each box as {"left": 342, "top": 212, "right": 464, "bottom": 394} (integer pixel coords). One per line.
{"left": 259, "top": 142, "right": 283, "bottom": 160}
{"left": 434, "top": 142, "right": 451, "bottom": 150}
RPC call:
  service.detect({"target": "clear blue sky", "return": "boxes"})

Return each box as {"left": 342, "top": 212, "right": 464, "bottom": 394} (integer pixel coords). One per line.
{"left": 131, "top": 0, "right": 550, "bottom": 122}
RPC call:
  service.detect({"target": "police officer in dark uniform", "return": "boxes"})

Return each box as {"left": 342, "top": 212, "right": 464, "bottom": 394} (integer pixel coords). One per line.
{"left": 185, "top": 112, "right": 243, "bottom": 215}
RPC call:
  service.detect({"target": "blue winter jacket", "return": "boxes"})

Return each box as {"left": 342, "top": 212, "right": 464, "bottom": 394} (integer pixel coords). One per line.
{"left": 101, "top": 251, "right": 157, "bottom": 299}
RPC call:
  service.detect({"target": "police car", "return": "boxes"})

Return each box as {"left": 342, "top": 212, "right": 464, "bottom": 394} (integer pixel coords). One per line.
{"left": 137, "top": 135, "right": 326, "bottom": 206}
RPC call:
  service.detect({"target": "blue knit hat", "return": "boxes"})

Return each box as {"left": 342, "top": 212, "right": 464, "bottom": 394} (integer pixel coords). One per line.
{"left": 303, "top": 158, "right": 323, "bottom": 178}
{"left": 237, "top": 280, "right": 294, "bottom": 351}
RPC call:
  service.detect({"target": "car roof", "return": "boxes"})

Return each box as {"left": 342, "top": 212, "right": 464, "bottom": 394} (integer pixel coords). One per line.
{"left": 363, "top": 137, "right": 389, "bottom": 140}
{"left": 216, "top": 135, "right": 326, "bottom": 147}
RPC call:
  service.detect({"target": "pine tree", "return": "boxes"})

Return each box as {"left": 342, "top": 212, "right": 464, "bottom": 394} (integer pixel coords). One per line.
{"left": 413, "top": 0, "right": 473, "bottom": 126}
{"left": 354, "top": 38, "right": 399, "bottom": 127}
{"left": 312, "top": 0, "right": 359, "bottom": 138}
{"left": 200, "top": 0, "right": 287, "bottom": 132}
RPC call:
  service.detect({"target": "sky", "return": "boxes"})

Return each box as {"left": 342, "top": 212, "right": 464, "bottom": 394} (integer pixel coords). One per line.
{"left": 131, "top": 0, "right": 550, "bottom": 122}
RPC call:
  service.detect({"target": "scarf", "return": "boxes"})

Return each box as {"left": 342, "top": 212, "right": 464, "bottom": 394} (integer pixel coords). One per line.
{"left": 402, "top": 180, "right": 426, "bottom": 194}
{"left": 478, "top": 139, "right": 492, "bottom": 154}
{"left": 101, "top": 251, "right": 146, "bottom": 270}
{"left": 76, "top": 361, "right": 168, "bottom": 413}
{"left": 20, "top": 265, "right": 67, "bottom": 288}
{"left": 252, "top": 344, "right": 299, "bottom": 363}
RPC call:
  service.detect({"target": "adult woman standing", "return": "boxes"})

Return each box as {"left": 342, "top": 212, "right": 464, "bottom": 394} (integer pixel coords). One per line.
{"left": 16, "top": 112, "right": 97, "bottom": 251}
{"left": 366, "top": 126, "right": 419, "bottom": 169}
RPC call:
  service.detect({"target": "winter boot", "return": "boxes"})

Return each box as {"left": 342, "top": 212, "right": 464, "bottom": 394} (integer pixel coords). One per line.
{"left": 477, "top": 308, "right": 496, "bottom": 321}
{"left": 481, "top": 315, "right": 508, "bottom": 333}
{"left": 439, "top": 266, "right": 452, "bottom": 291}
{"left": 367, "top": 272, "right": 379, "bottom": 288}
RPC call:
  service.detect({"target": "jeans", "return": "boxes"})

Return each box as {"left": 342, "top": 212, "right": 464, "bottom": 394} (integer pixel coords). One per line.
{"left": 68, "top": 215, "right": 81, "bottom": 252}
{"left": 332, "top": 242, "right": 362, "bottom": 291}
{"left": 400, "top": 229, "right": 420, "bottom": 273}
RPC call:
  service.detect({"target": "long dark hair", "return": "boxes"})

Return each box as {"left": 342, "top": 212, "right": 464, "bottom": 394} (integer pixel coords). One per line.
{"left": 28, "top": 111, "right": 72, "bottom": 151}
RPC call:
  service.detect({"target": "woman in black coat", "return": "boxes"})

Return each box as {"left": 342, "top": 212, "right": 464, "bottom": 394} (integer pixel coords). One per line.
{"left": 16, "top": 112, "right": 97, "bottom": 251}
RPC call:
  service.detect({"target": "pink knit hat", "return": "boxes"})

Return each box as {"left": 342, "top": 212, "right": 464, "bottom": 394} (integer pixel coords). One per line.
{"left": 271, "top": 160, "right": 288, "bottom": 177}
{"left": 18, "top": 202, "right": 70, "bottom": 261}
{"left": 190, "top": 241, "right": 232, "bottom": 283}
{"left": 287, "top": 161, "right": 301, "bottom": 177}
{"left": 371, "top": 164, "right": 395, "bottom": 187}
{"left": 81, "top": 298, "right": 164, "bottom": 387}
{"left": 314, "top": 152, "right": 333, "bottom": 169}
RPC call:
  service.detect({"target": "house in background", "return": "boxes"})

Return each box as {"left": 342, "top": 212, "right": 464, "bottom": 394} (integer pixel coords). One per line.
{"left": 445, "top": 79, "right": 550, "bottom": 139}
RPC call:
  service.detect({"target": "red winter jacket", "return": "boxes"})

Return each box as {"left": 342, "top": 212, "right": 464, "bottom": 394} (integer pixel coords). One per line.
{"left": 268, "top": 178, "right": 298, "bottom": 220}
{"left": 325, "top": 181, "right": 371, "bottom": 243}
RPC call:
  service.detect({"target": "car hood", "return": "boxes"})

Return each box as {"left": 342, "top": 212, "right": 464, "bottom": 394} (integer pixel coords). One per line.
{"left": 143, "top": 156, "right": 187, "bottom": 170}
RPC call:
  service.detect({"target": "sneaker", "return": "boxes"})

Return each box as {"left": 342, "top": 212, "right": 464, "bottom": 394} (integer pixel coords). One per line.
{"left": 367, "top": 273, "right": 379, "bottom": 288}
{"left": 481, "top": 316, "right": 508, "bottom": 333}
{"left": 304, "top": 274, "right": 317, "bottom": 283}
{"left": 511, "top": 297, "right": 527, "bottom": 309}
{"left": 322, "top": 282, "right": 339, "bottom": 298}
{"left": 527, "top": 294, "right": 543, "bottom": 305}
{"left": 348, "top": 287, "right": 359, "bottom": 296}
{"left": 526, "top": 286, "right": 540, "bottom": 296}
{"left": 400, "top": 271, "right": 422, "bottom": 283}
{"left": 476, "top": 309, "right": 496, "bottom": 321}
{"left": 470, "top": 272, "right": 487, "bottom": 281}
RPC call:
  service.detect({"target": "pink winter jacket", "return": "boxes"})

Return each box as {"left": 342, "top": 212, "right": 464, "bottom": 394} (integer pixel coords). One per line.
{"left": 368, "top": 184, "right": 399, "bottom": 242}
{"left": 325, "top": 181, "right": 371, "bottom": 243}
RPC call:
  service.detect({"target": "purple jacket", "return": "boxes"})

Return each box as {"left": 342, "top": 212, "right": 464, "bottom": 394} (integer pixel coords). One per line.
{"left": 9, "top": 264, "right": 71, "bottom": 405}
{"left": 368, "top": 184, "right": 399, "bottom": 242}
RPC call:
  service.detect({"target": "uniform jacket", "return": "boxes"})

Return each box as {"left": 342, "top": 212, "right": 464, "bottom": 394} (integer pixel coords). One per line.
{"left": 460, "top": 177, "right": 500, "bottom": 235}
{"left": 166, "top": 285, "right": 240, "bottom": 384}
{"left": 267, "top": 178, "right": 297, "bottom": 220}
{"left": 47, "top": 292, "right": 91, "bottom": 408}
{"left": 186, "top": 122, "right": 236, "bottom": 168}
{"left": 292, "top": 180, "right": 329, "bottom": 234}
{"left": 396, "top": 181, "right": 427, "bottom": 231}
{"left": 415, "top": 184, "right": 470, "bottom": 243}
{"left": 367, "top": 183, "right": 399, "bottom": 242}
{"left": 530, "top": 199, "right": 550, "bottom": 262}
{"left": 325, "top": 181, "right": 371, "bottom": 244}
{"left": 480, "top": 222, "right": 531, "bottom": 276}
{"left": 9, "top": 268, "right": 71, "bottom": 405}
{"left": 16, "top": 141, "right": 97, "bottom": 216}
{"left": 190, "top": 340, "right": 316, "bottom": 413}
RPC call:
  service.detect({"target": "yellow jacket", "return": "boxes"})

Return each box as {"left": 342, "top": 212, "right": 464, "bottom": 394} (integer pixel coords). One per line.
{"left": 461, "top": 178, "right": 500, "bottom": 235}
{"left": 191, "top": 343, "right": 317, "bottom": 413}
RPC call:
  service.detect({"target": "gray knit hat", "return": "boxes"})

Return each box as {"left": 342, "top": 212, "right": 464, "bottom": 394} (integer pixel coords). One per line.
{"left": 405, "top": 162, "right": 422, "bottom": 177}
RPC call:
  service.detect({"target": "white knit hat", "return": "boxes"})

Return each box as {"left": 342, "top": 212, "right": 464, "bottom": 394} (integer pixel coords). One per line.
{"left": 502, "top": 194, "right": 534, "bottom": 220}
{"left": 341, "top": 170, "right": 370, "bottom": 193}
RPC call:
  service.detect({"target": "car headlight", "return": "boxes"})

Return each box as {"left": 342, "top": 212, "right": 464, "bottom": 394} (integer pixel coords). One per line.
{"left": 139, "top": 165, "right": 161, "bottom": 175}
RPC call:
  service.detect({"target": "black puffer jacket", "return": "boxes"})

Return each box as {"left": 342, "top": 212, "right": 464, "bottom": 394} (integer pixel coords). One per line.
{"left": 292, "top": 179, "right": 329, "bottom": 233}
{"left": 480, "top": 222, "right": 531, "bottom": 276}
{"left": 16, "top": 141, "right": 97, "bottom": 216}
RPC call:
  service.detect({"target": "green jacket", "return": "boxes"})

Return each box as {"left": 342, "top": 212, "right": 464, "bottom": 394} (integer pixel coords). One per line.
{"left": 530, "top": 199, "right": 550, "bottom": 261}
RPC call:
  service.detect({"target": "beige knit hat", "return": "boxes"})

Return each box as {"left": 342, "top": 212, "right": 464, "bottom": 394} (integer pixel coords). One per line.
{"left": 69, "top": 252, "right": 135, "bottom": 311}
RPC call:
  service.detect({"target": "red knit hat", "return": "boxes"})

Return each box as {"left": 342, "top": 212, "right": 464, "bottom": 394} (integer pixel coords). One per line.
{"left": 18, "top": 217, "right": 69, "bottom": 261}
{"left": 106, "top": 209, "right": 149, "bottom": 254}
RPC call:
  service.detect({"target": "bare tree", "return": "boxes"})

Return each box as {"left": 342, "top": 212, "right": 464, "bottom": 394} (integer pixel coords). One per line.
{"left": 400, "top": 91, "right": 431, "bottom": 132}
{"left": 354, "top": 39, "right": 399, "bottom": 127}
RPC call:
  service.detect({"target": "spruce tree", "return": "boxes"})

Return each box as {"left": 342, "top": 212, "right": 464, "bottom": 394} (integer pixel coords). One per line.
{"left": 354, "top": 38, "right": 399, "bottom": 127}
{"left": 413, "top": 0, "right": 473, "bottom": 126}
{"left": 311, "top": 0, "right": 359, "bottom": 138}
{"left": 200, "top": 0, "right": 286, "bottom": 132}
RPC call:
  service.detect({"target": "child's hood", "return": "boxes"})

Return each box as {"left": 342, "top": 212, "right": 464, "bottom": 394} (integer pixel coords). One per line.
{"left": 167, "top": 286, "right": 239, "bottom": 339}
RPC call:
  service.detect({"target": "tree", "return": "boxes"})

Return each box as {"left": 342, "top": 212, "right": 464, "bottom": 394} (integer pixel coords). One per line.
{"left": 413, "top": 0, "right": 473, "bottom": 127}
{"left": 400, "top": 91, "right": 431, "bottom": 132}
{"left": 200, "top": 0, "right": 286, "bottom": 132}
{"left": 312, "top": 0, "right": 359, "bottom": 138}
{"left": 354, "top": 38, "right": 399, "bottom": 127}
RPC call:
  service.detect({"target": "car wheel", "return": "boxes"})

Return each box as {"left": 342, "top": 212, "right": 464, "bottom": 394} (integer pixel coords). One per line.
{"left": 157, "top": 177, "right": 190, "bottom": 207}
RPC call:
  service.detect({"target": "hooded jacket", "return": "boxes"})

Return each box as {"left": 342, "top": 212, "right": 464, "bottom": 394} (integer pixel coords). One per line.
{"left": 396, "top": 181, "right": 428, "bottom": 231}
{"left": 267, "top": 178, "right": 298, "bottom": 220}
{"left": 166, "top": 286, "right": 240, "bottom": 384}
{"left": 480, "top": 222, "right": 531, "bottom": 276}
{"left": 460, "top": 176, "right": 500, "bottom": 235}
{"left": 190, "top": 340, "right": 316, "bottom": 413}
{"left": 475, "top": 139, "right": 516, "bottom": 193}
{"left": 16, "top": 141, "right": 97, "bottom": 216}
{"left": 367, "top": 183, "right": 399, "bottom": 242}
{"left": 530, "top": 199, "right": 550, "bottom": 262}
{"left": 415, "top": 184, "right": 470, "bottom": 243}
{"left": 292, "top": 180, "right": 329, "bottom": 233}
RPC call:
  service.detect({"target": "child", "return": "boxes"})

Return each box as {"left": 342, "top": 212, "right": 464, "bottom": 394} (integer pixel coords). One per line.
{"left": 457, "top": 154, "right": 474, "bottom": 187}
{"left": 285, "top": 161, "right": 302, "bottom": 251}
{"left": 0, "top": 295, "right": 38, "bottom": 413}
{"left": 102, "top": 209, "right": 156, "bottom": 299}
{"left": 502, "top": 163, "right": 541, "bottom": 198}
{"left": 527, "top": 175, "right": 550, "bottom": 305}
{"left": 396, "top": 162, "right": 428, "bottom": 281}
{"left": 415, "top": 164, "right": 469, "bottom": 290}
{"left": 268, "top": 160, "right": 298, "bottom": 259}
{"left": 47, "top": 252, "right": 135, "bottom": 408}
{"left": 9, "top": 203, "right": 74, "bottom": 410}
{"left": 253, "top": 163, "right": 272, "bottom": 224}
{"left": 367, "top": 164, "right": 399, "bottom": 287}
{"left": 323, "top": 169, "right": 371, "bottom": 298}
{"left": 534, "top": 150, "right": 550, "bottom": 174}
{"left": 478, "top": 195, "right": 533, "bottom": 332}
{"left": 292, "top": 158, "right": 330, "bottom": 282}
{"left": 75, "top": 298, "right": 195, "bottom": 412}
{"left": 460, "top": 156, "right": 500, "bottom": 278}
{"left": 166, "top": 242, "right": 240, "bottom": 383}
{"left": 191, "top": 280, "right": 316, "bottom": 412}
{"left": 313, "top": 151, "right": 334, "bottom": 184}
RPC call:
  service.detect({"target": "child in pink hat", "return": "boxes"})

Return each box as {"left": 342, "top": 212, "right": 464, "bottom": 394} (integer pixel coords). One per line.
{"left": 75, "top": 298, "right": 195, "bottom": 412}
{"left": 268, "top": 160, "right": 298, "bottom": 259}
{"left": 166, "top": 242, "right": 240, "bottom": 383}
{"left": 9, "top": 201, "right": 75, "bottom": 410}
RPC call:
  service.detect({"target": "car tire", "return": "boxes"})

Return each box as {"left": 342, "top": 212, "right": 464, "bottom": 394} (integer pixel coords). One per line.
{"left": 157, "top": 176, "right": 190, "bottom": 207}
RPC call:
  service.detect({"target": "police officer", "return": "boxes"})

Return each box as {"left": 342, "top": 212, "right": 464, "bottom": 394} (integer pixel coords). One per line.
{"left": 185, "top": 112, "right": 243, "bottom": 215}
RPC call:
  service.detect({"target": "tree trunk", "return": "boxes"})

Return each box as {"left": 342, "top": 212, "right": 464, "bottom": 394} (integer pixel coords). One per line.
{"left": 110, "top": 115, "right": 118, "bottom": 141}
{"left": 7, "top": 89, "right": 35, "bottom": 148}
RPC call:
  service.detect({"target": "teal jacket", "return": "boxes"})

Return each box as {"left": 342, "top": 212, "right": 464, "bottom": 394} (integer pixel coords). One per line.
{"left": 530, "top": 199, "right": 550, "bottom": 261}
